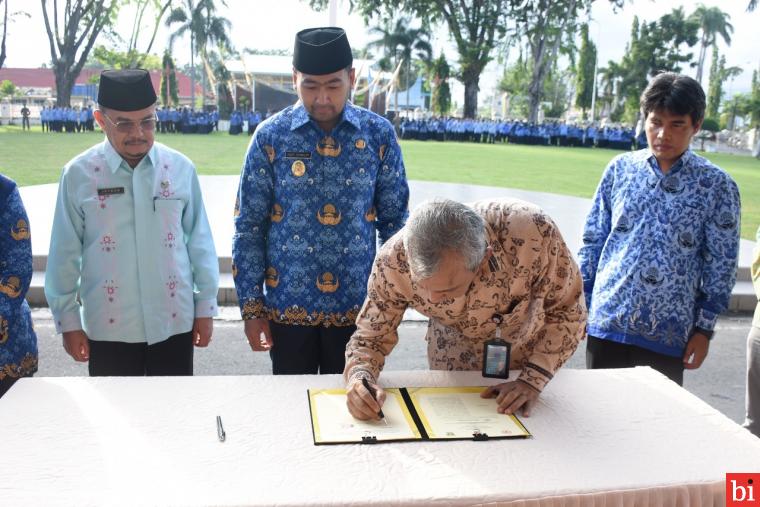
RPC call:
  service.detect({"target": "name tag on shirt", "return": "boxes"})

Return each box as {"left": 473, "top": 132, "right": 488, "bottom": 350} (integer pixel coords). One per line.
{"left": 285, "top": 151, "right": 311, "bottom": 159}
{"left": 97, "top": 187, "right": 125, "bottom": 196}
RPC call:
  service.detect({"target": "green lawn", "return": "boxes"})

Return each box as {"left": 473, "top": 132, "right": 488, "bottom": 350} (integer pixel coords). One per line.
{"left": 2, "top": 125, "right": 758, "bottom": 239}
{"left": 0, "top": 125, "right": 252, "bottom": 184}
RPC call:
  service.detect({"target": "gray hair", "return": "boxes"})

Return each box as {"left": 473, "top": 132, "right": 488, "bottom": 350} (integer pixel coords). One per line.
{"left": 403, "top": 199, "right": 487, "bottom": 279}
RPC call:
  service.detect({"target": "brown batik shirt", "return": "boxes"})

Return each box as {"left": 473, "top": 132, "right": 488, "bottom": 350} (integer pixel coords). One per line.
{"left": 344, "top": 199, "right": 587, "bottom": 393}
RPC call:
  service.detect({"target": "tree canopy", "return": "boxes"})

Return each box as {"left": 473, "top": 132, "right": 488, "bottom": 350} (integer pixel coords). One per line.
{"left": 368, "top": 16, "right": 432, "bottom": 111}
{"left": 41, "top": 0, "right": 119, "bottom": 106}
{"left": 689, "top": 4, "right": 733, "bottom": 84}
{"left": 574, "top": 23, "right": 596, "bottom": 118}
{"left": 600, "top": 9, "right": 699, "bottom": 125}
{"left": 310, "top": 0, "right": 512, "bottom": 118}
{"left": 430, "top": 53, "right": 451, "bottom": 116}
{"left": 166, "top": 0, "right": 232, "bottom": 107}
{"left": 159, "top": 51, "right": 179, "bottom": 106}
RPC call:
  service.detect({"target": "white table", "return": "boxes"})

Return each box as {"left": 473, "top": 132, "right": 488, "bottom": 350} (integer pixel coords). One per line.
{"left": 1, "top": 368, "right": 758, "bottom": 506}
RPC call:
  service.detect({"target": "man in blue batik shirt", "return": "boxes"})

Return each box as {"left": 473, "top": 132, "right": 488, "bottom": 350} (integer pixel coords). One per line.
{"left": 233, "top": 27, "right": 410, "bottom": 375}
{"left": 578, "top": 72, "right": 740, "bottom": 385}
{"left": 0, "top": 174, "right": 38, "bottom": 397}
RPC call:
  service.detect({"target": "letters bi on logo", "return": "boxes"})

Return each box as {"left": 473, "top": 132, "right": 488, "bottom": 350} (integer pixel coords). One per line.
{"left": 727, "top": 474, "right": 759, "bottom": 506}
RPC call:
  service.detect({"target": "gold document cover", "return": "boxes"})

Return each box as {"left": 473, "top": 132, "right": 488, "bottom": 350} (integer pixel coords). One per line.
{"left": 308, "top": 386, "right": 531, "bottom": 445}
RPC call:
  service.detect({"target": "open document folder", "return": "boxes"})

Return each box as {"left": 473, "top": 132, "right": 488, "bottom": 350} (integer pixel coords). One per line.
{"left": 308, "top": 386, "right": 531, "bottom": 445}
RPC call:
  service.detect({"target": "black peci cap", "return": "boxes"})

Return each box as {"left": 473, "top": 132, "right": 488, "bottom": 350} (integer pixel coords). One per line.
{"left": 97, "top": 69, "right": 157, "bottom": 111}
{"left": 293, "top": 27, "right": 353, "bottom": 75}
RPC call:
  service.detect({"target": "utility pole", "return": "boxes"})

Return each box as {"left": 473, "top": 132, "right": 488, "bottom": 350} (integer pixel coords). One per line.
{"left": 328, "top": 0, "right": 337, "bottom": 25}
{"left": 191, "top": 35, "right": 196, "bottom": 108}
{"left": 589, "top": 19, "right": 600, "bottom": 123}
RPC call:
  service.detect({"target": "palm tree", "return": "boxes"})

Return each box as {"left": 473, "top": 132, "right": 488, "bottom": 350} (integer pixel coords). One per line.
{"left": 369, "top": 19, "right": 404, "bottom": 113}
{"left": 194, "top": 0, "right": 231, "bottom": 107}
{"left": 166, "top": 1, "right": 198, "bottom": 107}
{"left": 598, "top": 61, "right": 622, "bottom": 120}
{"left": 369, "top": 17, "right": 432, "bottom": 113}
{"left": 397, "top": 25, "right": 432, "bottom": 113}
{"left": 689, "top": 5, "right": 733, "bottom": 84}
{"left": 166, "top": 0, "right": 232, "bottom": 108}
{"left": 207, "top": 47, "right": 233, "bottom": 116}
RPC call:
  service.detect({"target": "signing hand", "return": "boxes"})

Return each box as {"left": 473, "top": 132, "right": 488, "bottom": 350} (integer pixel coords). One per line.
{"left": 346, "top": 377, "right": 386, "bottom": 421}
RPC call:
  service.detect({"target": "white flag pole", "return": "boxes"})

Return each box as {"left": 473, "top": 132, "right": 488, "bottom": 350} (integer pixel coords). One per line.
{"left": 328, "top": 0, "right": 337, "bottom": 25}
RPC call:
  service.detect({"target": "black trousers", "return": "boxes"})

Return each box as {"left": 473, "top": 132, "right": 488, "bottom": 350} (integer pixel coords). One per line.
{"left": 0, "top": 375, "right": 25, "bottom": 398}
{"left": 88, "top": 331, "right": 194, "bottom": 377}
{"left": 586, "top": 335, "right": 684, "bottom": 385}
{"left": 269, "top": 322, "right": 355, "bottom": 375}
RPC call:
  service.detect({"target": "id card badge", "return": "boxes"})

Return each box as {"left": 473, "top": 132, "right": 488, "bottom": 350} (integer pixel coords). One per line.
{"left": 482, "top": 325, "right": 510, "bottom": 379}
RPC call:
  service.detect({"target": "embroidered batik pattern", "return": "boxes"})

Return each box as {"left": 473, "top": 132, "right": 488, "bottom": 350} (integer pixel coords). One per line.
{"left": 0, "top": 175, "right": 38, "bottom": 379}
{"left": 578, "top": 150, "right": 741, "bottom": 357}
{"left": 345, "top": 199, "right": 586, "bottom": 393}
{"left": 44, "top": 142, "right": 219, "bottom": 344}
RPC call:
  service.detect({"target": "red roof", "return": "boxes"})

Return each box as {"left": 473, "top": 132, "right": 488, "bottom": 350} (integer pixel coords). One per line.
{"left": 0, "top": 68, "right": 59, "bottom": 88}
{"left": 0, "top": 67, "right": 206, "bottom": 98}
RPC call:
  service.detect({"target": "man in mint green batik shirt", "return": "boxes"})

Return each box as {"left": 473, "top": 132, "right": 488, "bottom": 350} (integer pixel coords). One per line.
{"left": 45, "top": 69, "right": 219, "bottom": 376}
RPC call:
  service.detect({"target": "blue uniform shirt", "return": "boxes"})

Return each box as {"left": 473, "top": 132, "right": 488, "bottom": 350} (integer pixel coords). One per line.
{"left": 0, "top": 175, "right": 38, "bottom": 379}
{"left": 233, "top": 101, "right": 410, "bottom": 326}
{"left": 578, "top": 149, "right": 740, "bottom": 357}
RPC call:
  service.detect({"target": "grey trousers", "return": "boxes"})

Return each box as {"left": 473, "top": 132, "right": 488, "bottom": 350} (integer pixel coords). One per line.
{"left": 744, "top": 326, "right": 760, "bottom": 437}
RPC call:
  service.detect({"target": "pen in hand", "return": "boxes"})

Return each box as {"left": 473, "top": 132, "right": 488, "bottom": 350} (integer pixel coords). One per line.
{"left": 216, "top": 415, "right": 226, "bottom": 442}
{"left": 361, "top": 377, "right": 387, "bottom": 425}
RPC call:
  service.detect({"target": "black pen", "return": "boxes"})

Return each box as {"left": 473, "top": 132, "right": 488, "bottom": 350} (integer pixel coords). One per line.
{"left": 216, "top": 415, "right": 226, "bottom": 442}
{"left": 361, "top": 377, "right": 387, "bottom": 424}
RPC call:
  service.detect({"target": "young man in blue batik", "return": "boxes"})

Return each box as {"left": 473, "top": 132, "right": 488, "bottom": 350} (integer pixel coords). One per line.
{"left": 0, "top": 174, "right": 38, "bottom": 397}
{"left": 233, "top": 27, "right": 410, "bottom": 374}
{"left": 578, "top": 72, "right": 740, "bottom": 386}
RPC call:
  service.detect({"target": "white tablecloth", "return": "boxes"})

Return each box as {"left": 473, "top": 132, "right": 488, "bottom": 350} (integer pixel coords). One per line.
{"left": 1, "top": 368, "right": 758, "bottom": 506}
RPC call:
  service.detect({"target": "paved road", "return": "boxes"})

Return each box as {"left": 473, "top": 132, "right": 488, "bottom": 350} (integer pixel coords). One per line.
{"left": 30, "top": 308, "right": 752, "bottom": 425}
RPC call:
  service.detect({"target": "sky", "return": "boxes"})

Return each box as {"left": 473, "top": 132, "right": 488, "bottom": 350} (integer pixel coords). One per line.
{"left": 3, "top": 0, "right": 758, "bottom": 107}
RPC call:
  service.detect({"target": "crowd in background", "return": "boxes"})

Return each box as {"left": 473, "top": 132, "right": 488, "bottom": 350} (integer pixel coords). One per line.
{"left": 399, "top": 117, "right": 646, "bottom": 151}
{"left": 228, "top": 109, "right": 264, "bottom": 135}
{"left": 156, "top": 107, "right": 219, "bottom": 134}
{"left": 34, "top": 105, "right": 647, "bottom": 150}
{"left": 37, "top": 105, "right": 222, "bottom": 135}
{"left": 39, "top": 106, "right": 95, "bottom": 133}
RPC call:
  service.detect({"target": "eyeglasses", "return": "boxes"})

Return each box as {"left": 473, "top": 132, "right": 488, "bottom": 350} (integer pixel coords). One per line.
{"left": 101, "top": 112, "right": 158, "bottom": 133}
